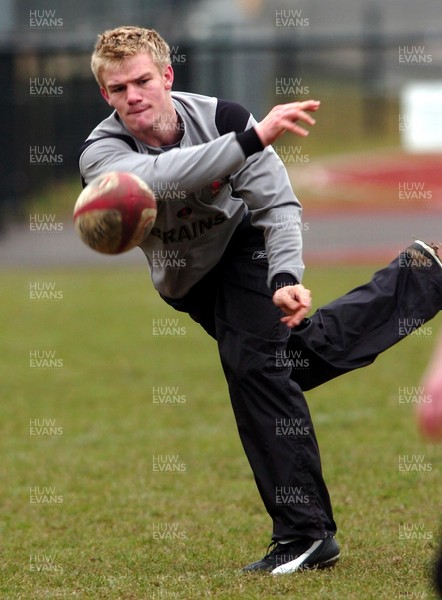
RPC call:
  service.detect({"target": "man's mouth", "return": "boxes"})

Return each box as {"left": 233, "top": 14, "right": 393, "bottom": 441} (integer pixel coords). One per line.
{"left": 128, "top": 106, "right": 149, "bottom": 116}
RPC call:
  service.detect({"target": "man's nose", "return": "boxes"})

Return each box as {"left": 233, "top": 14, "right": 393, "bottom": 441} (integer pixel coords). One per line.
{"left": 126, "top": 84, "right": 142, "bottom": 104}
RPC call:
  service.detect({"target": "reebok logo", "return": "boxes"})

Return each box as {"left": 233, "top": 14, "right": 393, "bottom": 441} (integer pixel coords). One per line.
{"left": 252, "top": 250, "right": 267, "bottom": 260}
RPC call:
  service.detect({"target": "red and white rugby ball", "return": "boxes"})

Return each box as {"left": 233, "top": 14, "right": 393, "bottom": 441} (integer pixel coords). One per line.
{"left": 73, "top": 171, "right": 157, "bottom": 254}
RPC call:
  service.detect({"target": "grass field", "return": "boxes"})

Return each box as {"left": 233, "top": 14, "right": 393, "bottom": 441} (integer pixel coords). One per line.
{"left": 1, "top": 263, "right": 441, "bottom": 599}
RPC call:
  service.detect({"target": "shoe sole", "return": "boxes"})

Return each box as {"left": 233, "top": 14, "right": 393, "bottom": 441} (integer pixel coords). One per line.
{"left": 414, "top": 240, "right": 442, "bottom": 269}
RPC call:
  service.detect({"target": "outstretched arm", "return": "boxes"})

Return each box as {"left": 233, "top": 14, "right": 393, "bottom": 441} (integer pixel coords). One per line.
{"left": 80, "top": 100, "right": 321, "bottom": 192}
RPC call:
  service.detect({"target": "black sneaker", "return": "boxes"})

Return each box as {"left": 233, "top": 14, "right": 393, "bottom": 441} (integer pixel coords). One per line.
{"left": 242, "top": 537, "right": 340, "bottom": 575}
{"left": 408, "top": 240, "right": 442, "bottom": 269}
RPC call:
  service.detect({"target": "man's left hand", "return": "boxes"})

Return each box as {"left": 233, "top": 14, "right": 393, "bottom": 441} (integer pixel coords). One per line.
{"left": 272, "top": 284, "right": 312, "bottom": 328}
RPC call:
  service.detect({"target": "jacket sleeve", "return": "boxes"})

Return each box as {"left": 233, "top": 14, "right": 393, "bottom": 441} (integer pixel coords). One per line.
{"left": 79, "top": 130, "right": 262, "bottom": 193}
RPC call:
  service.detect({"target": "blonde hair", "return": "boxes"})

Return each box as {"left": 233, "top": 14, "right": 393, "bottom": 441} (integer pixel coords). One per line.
{"left": 91, "top": 26, "right": 171, "bottom": 86}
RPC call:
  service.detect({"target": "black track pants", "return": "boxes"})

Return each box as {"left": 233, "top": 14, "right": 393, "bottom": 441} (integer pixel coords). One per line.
{"left": 161, "top": 219, "right": 442, "bottom": 540}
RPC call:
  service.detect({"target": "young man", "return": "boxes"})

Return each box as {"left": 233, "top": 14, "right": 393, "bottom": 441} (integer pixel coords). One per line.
{"left": 79, "top": 26, "right": 442, "bottom": 574}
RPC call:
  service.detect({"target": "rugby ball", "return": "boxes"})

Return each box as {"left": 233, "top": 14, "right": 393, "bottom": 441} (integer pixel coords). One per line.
{"left": 73, "top": 171, "right": 157, "bottom": 254}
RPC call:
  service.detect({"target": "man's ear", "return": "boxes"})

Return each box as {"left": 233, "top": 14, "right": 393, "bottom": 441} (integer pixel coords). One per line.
{"left": 100, "top": 86, "right": 112, "bottom": 106}
{"left": 163, "top": 65, "right": 174, "bottom": 91}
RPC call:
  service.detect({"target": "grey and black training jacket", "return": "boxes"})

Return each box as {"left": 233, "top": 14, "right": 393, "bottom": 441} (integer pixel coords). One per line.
{"left": 78, "top": 91, "right": 304, "bottom": 299}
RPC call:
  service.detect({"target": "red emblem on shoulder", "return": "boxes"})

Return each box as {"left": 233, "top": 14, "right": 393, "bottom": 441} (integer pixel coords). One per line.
{"left": 209, "top": 179, "right": 224, "bottom": 198}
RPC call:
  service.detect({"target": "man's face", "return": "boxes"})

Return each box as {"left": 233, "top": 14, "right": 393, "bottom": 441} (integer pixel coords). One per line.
{"left": 100, "top": 52, "right": 174, "bottom": 140}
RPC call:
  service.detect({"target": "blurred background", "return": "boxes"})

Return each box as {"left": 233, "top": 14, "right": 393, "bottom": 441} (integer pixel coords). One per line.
{"left": 1, "top": 0, "right": 441, "bottom": 255}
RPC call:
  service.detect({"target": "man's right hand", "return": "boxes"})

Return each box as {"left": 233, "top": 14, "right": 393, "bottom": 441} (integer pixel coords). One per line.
{"left": 255, "top": 100, "right": 321, "bottom": 146}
